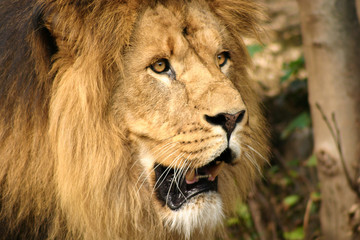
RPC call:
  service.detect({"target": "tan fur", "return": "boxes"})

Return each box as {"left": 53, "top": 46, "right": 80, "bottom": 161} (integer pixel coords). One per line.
{"left": 0, "top": 0, "right": 269, "bottom": 239}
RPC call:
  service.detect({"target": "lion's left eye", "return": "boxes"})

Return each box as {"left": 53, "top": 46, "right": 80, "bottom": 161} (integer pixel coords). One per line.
{"left": 216, "top": 51, "right": 230, "bottom": 67}
{"left": 150, "top": 58, "right": 170, "bottom": 74}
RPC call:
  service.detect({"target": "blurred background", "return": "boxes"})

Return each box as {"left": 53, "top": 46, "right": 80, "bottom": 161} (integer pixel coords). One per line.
{"left": 225, "top": 0, "right": 360, "bottom": 239}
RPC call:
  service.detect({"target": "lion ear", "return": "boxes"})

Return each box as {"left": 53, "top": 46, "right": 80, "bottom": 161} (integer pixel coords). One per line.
{"left": 30, "top": 4, "right": 58, "bottom": 78}
{"left": 208, "top": 0, "right": 265, "bottom": 39}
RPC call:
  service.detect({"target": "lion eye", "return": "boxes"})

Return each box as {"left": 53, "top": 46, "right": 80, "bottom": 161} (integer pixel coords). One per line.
{"left": 217, "top": 51, "right": 230, "bottom": 67}
{"left": 150, "top": 58, "right": 170, "bottom": 74}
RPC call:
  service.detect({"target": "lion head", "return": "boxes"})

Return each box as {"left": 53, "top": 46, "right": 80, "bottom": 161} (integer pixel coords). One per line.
{"left": 0, "top": 0, "right": 268, "bottom": 239}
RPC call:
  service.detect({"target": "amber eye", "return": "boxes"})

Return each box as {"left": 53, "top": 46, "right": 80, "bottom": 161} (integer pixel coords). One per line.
{"left": 150, "top": 58, "right": 170, "bottom": 74}
{"left": 217, "top": 51, "right": 230, "bottom": 67}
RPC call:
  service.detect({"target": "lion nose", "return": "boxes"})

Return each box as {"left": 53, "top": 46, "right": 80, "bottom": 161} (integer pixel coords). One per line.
{"left": 204, "top": 110, "right": 246, "bottom": 140}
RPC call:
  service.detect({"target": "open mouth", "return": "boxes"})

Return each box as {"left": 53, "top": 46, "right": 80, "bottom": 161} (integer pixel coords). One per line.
{"left": 154, "top": 148, "right": 233, "bottom": 210}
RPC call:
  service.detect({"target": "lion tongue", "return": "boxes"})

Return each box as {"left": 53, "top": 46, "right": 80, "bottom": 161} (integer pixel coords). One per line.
{"left": 185, "top": 161, "right": 224, "bottom": 184}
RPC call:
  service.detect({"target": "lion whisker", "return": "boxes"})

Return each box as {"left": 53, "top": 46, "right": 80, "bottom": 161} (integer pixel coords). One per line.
{"left": 173, "top": 156, "right": 188, "bottom": 200}
{"left": 179, "top": 153, "right": 193, "bottom": 184}
{"left": 244, "top": 143, "right": 270, "bottom": 165}
{"left": 244, "top": 151, "right": 263, "bottom": 176}
{"left": 177, "top": 154, "right": 190, "bottom": 183}
{"left": 173, "top": 168, "right": 186, "bottom": 200}
{"left": 136, "top": 145, "right": 180, "bottom": 193}
{"left": 153, "top": 142, "right": 179, "bottom": 158}
{"left": 165, "top": 155, "right": 184, "bottom": 206}
{"left": 152, "top": 152, "right": 185, "bottom": 196}
{"left": 130, "top": 142, "right": 178, "bottom": 170}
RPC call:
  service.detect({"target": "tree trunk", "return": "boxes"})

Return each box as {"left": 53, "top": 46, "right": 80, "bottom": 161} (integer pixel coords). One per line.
{"left": 297, "top": 0, "right": 360, "bottom": 239}
{"left": 357, "top": 0, "right": 360, "bottom": 22}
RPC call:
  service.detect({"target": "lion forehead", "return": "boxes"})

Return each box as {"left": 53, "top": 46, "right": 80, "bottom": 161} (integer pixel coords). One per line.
{"left": 133, "top": 2, "right": 225, "bottom": 62}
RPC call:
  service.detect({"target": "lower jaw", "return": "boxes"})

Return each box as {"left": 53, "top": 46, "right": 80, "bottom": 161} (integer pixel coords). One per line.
{"left": 154, "top": 148, "right": 234, "bottom": 210}
{"left": 162, "top": 192, "right": 224, "bottom": 238}
{"left": 154, "top": 175, "right": 218, "bottom": 210}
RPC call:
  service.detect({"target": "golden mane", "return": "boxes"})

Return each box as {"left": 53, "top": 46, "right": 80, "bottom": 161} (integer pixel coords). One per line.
{"left": 0, "top": 0, "right": 268, "bottom": 239}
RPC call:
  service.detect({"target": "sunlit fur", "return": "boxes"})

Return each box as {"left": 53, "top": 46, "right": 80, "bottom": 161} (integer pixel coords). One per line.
{"left": 0, "top": 0, "right": 269, "bottom": 239}
{"left": 163, "top": 193, "right": 224, "bottom": 239}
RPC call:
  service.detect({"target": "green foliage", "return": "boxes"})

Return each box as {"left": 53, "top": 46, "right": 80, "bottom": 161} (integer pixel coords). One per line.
{"left": 235, "top": 202, "right": 253, "bottom": 229}
{"left": 284, "top": 227, "right": 305, "bottom": 240}
{"left": 287, "top": 159, "right": 300, "bottom": 167}
{"left": 306, "top": 154, "right": 317, "bottom": 167}
{"left": 281, "top": 112, "right": 311, "bottom": 139}
{"left": 226, "top": 217, "right": 240, "bottom": 226}
{"left": 281, "top": 176, "right": 293, "bottom": 187}
{"left": 226, "top": 201, "right": 260, "bottom": 239}
{"left": 280, "top": 56, "right": 305, "bottom": 83}
{"left": 289, "top": 170, "right": 299, "bottom": 178}
{"left": 247, "top": 44, "right": 265, "bottom": 57}
{"left": 268, "top": 165, "right": 279, "bottom": 175}
{"left": 311, "top": 192, "right": 321, "bottom": 202}
{"left": 283, "top": 194, "right": 300, "bottom": 208}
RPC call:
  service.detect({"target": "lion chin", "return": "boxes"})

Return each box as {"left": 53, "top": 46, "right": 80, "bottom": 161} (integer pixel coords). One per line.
{"left": 139, "top": 148, "right": 228, "bottom": 238}
{"left": 0, "top": 0, "right": 269, "bottom": 239}
{"left": 163, "top": 193, "right": 223, "bottom": 239}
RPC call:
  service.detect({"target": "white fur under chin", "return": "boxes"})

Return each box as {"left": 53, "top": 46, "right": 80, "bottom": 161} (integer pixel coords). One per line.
{"left": 164, "top": 192, "right": 224, "bottom": 240}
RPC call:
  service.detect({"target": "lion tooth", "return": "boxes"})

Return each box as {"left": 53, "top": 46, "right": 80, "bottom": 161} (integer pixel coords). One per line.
{"left": 196, "top": 174, "right": 211, "bottom": 179}
{"left": 185, "top": 169, "right": 197, "bottom": 184}
{"left": 208, "top": 162, "right": 224, "bottom": 181}
{"left": 215, "top": 161, "right": 221, "bottom": 165}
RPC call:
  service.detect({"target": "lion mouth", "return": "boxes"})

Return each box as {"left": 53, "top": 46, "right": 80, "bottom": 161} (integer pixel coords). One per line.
{"left": 154, "top": 148, "right": 233, "bottom": 210}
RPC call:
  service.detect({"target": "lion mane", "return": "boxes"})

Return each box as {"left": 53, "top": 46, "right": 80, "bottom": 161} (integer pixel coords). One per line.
{"left": 0, "top": 0, "right": 269, "bottom": 239}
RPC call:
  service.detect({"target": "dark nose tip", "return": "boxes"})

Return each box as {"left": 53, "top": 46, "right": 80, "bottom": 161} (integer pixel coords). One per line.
{"left": 204, "top": 110, "right": 246, "bottom": 140}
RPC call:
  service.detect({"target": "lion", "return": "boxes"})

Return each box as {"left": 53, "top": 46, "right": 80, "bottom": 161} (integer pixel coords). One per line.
{"left": 0, "top": 0, "right": 269, "bottom": 239}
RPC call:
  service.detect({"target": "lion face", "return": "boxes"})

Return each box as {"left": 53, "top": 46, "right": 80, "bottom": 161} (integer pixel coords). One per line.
{"left": 113, "top": 2, "right": 260, "bottom": 236}
{"left": 0, "top": 0, "right": 267, "bottom": 239}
